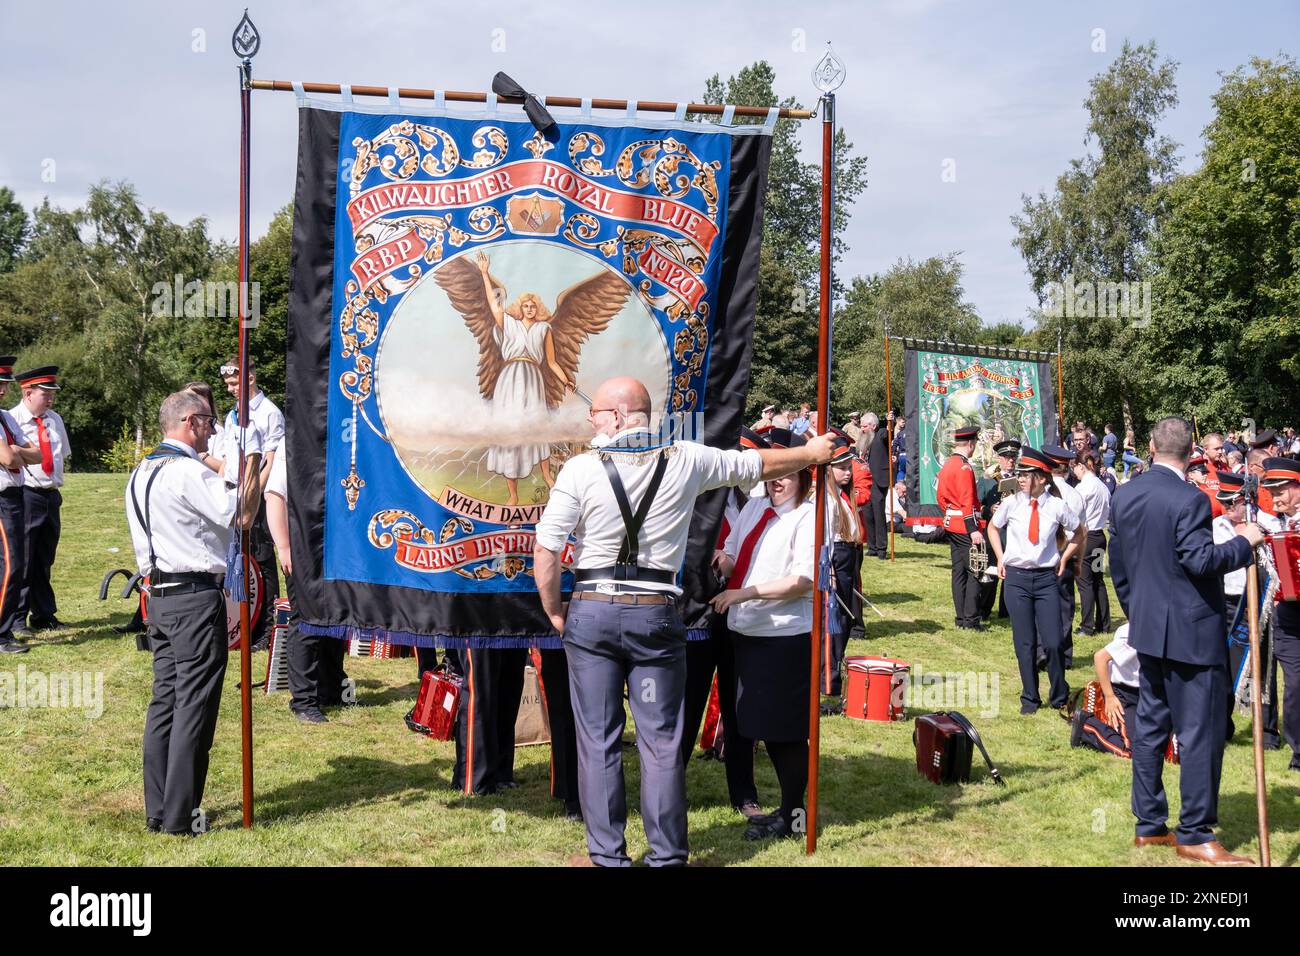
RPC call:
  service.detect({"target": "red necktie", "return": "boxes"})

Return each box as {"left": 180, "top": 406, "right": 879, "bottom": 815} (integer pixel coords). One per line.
{"left": 727, "top": 507, "right": 777, "bottom": 590}
{"left": 35, "top": 416, "right": 53, "bottom": 477}
{"left": 1028, "top": 498, "right": 1040, "bottom": 545}
{"left": 715, "top": 517, "right": 731, "bottom": 551}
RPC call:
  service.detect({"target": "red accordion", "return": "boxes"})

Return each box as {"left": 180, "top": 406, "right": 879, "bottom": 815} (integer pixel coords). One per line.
{"left": 1080, "top": 679, "right": 1179, "bottom": 763}
{"left": 405, "top": 667, "right": 462, "bottom": 741}
{"left": 1269, "top": 531, "right": 1300, "bottom": 603}
{"left": 349, "top": 636, "right": 414, "bottom": 659}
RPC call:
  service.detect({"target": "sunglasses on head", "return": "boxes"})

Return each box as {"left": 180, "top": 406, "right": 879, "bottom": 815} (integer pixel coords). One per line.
{"left": 220, "top": 365, "right": 239, "bottom": 377}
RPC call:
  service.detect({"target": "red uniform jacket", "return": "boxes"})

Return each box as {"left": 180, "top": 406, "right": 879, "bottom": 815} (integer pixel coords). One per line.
{"left": 851, "top": 458, "right": 872, "bottom": 506}
{"left": 1196, "top": 477, "right": 1225, "bottom": 519}
{"left": 936, "top": 453, "right": 979, "bottom": 534}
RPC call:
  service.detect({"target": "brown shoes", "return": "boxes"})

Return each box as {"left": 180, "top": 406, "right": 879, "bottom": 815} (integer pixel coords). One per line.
{"left": 566, "top": 853, "right": 596, "bottom": 867}
{"left": 1175, "top": 841, "right": 1255, "bottom": 866}
{"left": 1133, "top": 832, "right": 1176, "bottom": 847}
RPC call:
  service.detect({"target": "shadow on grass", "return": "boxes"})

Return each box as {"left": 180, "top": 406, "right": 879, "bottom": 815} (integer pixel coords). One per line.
{"left": 862, "top": 618, "right": 945, "bottom": 639}
{"left": 686, "top": 750, "right": 1067, "bottom": 865}
{"left": 1220, "top": 775, "right": 1300, "bottom": 862}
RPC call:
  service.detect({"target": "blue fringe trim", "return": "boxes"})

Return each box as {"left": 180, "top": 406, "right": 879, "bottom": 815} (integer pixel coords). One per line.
{"left": 686, "top": 628, "right": 709, "bottom": 642}
{"left": 298, "top": 621, "right": 563, "bottom": 650}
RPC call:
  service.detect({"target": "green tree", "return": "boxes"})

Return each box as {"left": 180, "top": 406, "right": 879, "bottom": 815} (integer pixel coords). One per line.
{"left": 1012, "top": 41, "right": 1180, "bottom": 436}
{"left": 22, "top": 182, "right": 216, "bottom": 453}
{"left": 1146, "top": 56, "right": 1300, "bottom": 430}
{"left": 700, "top": 62, "right": 868, "bottom": 417}
{"left": 833, "top": 255, "right": 983, "bottom": 419}
{"left": 0, "top": 187, "right": 27, "bottom": 274}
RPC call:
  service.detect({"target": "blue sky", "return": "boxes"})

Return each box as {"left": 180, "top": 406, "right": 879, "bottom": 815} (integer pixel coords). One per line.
{"left": 0, "top": 0, "right": 1294, "bottom": 326}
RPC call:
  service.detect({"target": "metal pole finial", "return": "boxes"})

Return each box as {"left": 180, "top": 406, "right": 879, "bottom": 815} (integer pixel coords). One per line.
{"left": 232, "top": 8, "right": 260, "bottom": 86}
{"left": 813, "top": 42, "right": 846, "bottom": 95}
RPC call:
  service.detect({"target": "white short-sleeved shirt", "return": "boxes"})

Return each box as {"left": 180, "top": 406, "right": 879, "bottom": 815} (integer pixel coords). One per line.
{"left": 724, "top": 494, "right": 815, "bottom": 636}
{"left": 9, "top": 403, "right": 70, "bottom": 489}
{"left": 265, "top": 443, "right": 288, "bottom": 501}
{"left": 223, "top": 389, "right": 284, "bottom": 455}
{"left": 1213, "top": 515, "right": 1247, "bottom": 595}
{"left": 534, "top": 428, "right": 764, "bottom": 594}
{"left": 0, "top": 409, "right": 29, "bottom": 490}
{"left": 1104, "top": 623, "right": 1139, "bottom": 689}
{"left": 992, "top": 490, "right": 1080, "bottom": 568}
{"left": 125, "top": 439, "right": 237, "bottom": 578}
{"left": 1074, "top": 470, "right": 1111, "bottom": 531}
{"left": 1052, "top": 474, "right": 1085, "bottom": 522}
{"left": 213, "top": 420, "right": 265, "bottom": 485}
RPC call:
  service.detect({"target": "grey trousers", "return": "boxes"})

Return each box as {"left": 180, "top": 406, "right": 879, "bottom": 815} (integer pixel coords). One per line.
{"left": 564, "top": 597, "right": 688, "bottom": 867}
{"left": 143, "top": 586, "right": 228, "bottom": 834}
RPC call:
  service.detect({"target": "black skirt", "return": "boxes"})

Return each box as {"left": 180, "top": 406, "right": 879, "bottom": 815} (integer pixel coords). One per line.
{"left": 732, "top": 630, "right": 811, "bottom": 742}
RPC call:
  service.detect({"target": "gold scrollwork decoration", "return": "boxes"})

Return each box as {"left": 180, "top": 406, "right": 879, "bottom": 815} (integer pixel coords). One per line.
{"left": 568, "top": 131, "right": 615, "bottom": 177}
{"left": 460, "top": 126, "right": 509, "bottom": 169}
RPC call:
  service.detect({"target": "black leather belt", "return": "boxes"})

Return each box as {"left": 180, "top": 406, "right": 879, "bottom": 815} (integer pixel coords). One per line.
{"left": 149, "top": 570, "right": 224, "bottom": 594}
{"left": 573, "top": 566, "right": 675, "bottom": 584}
{"left": 25, "top": 486, "right": 60, "bottom": 494}
{"left": 571, "top": 591, "right": 673, "bottom": 606}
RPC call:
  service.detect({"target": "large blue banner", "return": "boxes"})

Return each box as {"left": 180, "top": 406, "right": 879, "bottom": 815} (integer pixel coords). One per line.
{"left": 287, "top": 100, "right": 774, "bottom": 645}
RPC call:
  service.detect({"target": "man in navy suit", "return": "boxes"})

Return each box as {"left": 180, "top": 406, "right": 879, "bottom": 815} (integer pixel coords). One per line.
{"left": 1109, "top": 416, "right": 1264, "bottom": 866}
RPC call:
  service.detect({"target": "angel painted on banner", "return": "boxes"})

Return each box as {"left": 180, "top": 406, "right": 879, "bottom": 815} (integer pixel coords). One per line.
{"left": 435, "top": 251, "right": 631, "bottom": 506}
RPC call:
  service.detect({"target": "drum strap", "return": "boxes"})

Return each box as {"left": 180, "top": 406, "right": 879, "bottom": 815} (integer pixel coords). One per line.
{"left": 946, "top": 711, "right": 1004, "bottom": 785}
{"left": 599, "top": 450, "right": 669, "bottom": 582}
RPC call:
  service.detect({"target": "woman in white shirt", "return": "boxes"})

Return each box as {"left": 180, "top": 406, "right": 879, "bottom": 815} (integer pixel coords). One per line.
{"left": 988, "top": 447, "right": 1086, "bottom": 715}
{"left": 709, "top": 429, "right": 815, "bottom": 841}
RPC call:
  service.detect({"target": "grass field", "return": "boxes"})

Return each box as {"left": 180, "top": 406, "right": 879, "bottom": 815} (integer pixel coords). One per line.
{"left": 1, "top": 473, "right": 1297, "bottom": 866}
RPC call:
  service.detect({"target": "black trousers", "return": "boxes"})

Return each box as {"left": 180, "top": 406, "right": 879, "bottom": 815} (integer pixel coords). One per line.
{"left": 1079, "top": 682, "right": 1138, "bottom": 757}
{"left": 538, "top": 647, "right": 580, "bottom": 814}
{"left": 249, "top": 503, "right": 279, "bottom": 645}
{"left": 1005, "top": 566, "right": 1067, "bottom": 709}
{"left": 947, "top": 532, "right": 981, "bottom": 628}
{"left": 867, "top": 485, "right": 888, "bottom": 555}
{"left": 283, "top": 574, "right": 347, "bottom": 712}
{"left": 0, "top": 488, "right": 25, "bottom": 638}
{"left": 1225, "top": 601, "right": 1279, "bottom": 745}
{"left": 680, "top": 618, "right": 757, "bottom": 808}
{"left": 449, "top": 647, "right": 527, "bottom": 794}
{"left": 18, "top": 486, "right": 60, "bottom": 625}
{"left": 1057, "top": 558, "right": 1077, "bottom": 668}
{"left": 826, "top": 542, "right": 858, "bottom": 694}
{"left": 1271, "top": 609, "right": 1300, "bottom": 765}
{"left": 143, "top": 586, "right": 227, "bottom": 834}
{"left": 1077, "top": 529, "right": 1111, "bottom": 633}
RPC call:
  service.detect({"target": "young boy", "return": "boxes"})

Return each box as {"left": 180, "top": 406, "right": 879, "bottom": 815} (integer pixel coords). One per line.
{"left": 1071, "top": 623, "right": 1139, "bottom": 757}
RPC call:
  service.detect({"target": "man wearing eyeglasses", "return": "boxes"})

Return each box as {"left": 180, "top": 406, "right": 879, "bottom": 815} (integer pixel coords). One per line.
{"left": 0, "top": 357, "right": 42, "bottom": 654}
{"left": 214, "top": 357, "right": 284, "bottom": 651}
{"left": 534, "top": 376, "right": 834, "bottom": 866}
{"left": 126, "top": 391, "right": 263, "bottom": 835}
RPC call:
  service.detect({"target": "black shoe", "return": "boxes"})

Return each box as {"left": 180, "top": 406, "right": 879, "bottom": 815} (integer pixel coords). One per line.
{"left": 820, "top": 700, "right": 843, "bottom": 716}
{"left": 1069, "top": 709, "right": 1086, "bottom": 748}
{"left": 146, "top": 817, "right": 162, "bottom": 833}
{"left": 292, "top": 707, "right": 328, "bottom": 724}
{"left": 0, "top": 639, "right": 29, "bottom": 654}
{"left": 1264, "top": 734, "right": 1282, "bottom": 751}
{"left": 744, "top": 815, "right": 796, "bottom": 841}
{"left": 497, "top": 780, "right": 520, "bottom": 790}
{"left": 959, "top": 622, "right": 987, "bottom": 632}
{"left": 1020, "top": 703, "right": 1039, "bottom": 716}
{"left": 10, "top": 624, "right": 33, "bottom": 640}
{"left": 30, "top": 618, "right": 69, "bottom": 632}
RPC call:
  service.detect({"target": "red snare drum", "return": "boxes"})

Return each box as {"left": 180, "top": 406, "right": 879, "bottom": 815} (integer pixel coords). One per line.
{"left": 1269, "top": 531, "right": 1300, "bottom": 602}
{"left": 844, "top": 655, "right": 910, "bottom": 722}
{"left": 405, "top": 667, "right": 462, "bottom": 741}
{"left": 225, "top": 556, "right": 263, "bottom": 649}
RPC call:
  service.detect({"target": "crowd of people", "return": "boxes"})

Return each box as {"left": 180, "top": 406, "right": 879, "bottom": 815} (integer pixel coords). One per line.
{"left": 69, "top": 365, "right": 1300, "bottom": 863}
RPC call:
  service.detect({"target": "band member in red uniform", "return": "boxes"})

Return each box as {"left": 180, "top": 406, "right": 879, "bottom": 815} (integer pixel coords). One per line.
{"left": 1187, "top": 456, "right": 1224, "bottom": 519}
{"left": 937, "top": 425, "right": 984, "bottom": 630}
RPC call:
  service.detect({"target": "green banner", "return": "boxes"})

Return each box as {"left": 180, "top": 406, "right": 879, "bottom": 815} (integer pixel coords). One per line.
{"left": 914, "top": 350, "right": 1047, "bottom": 506}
